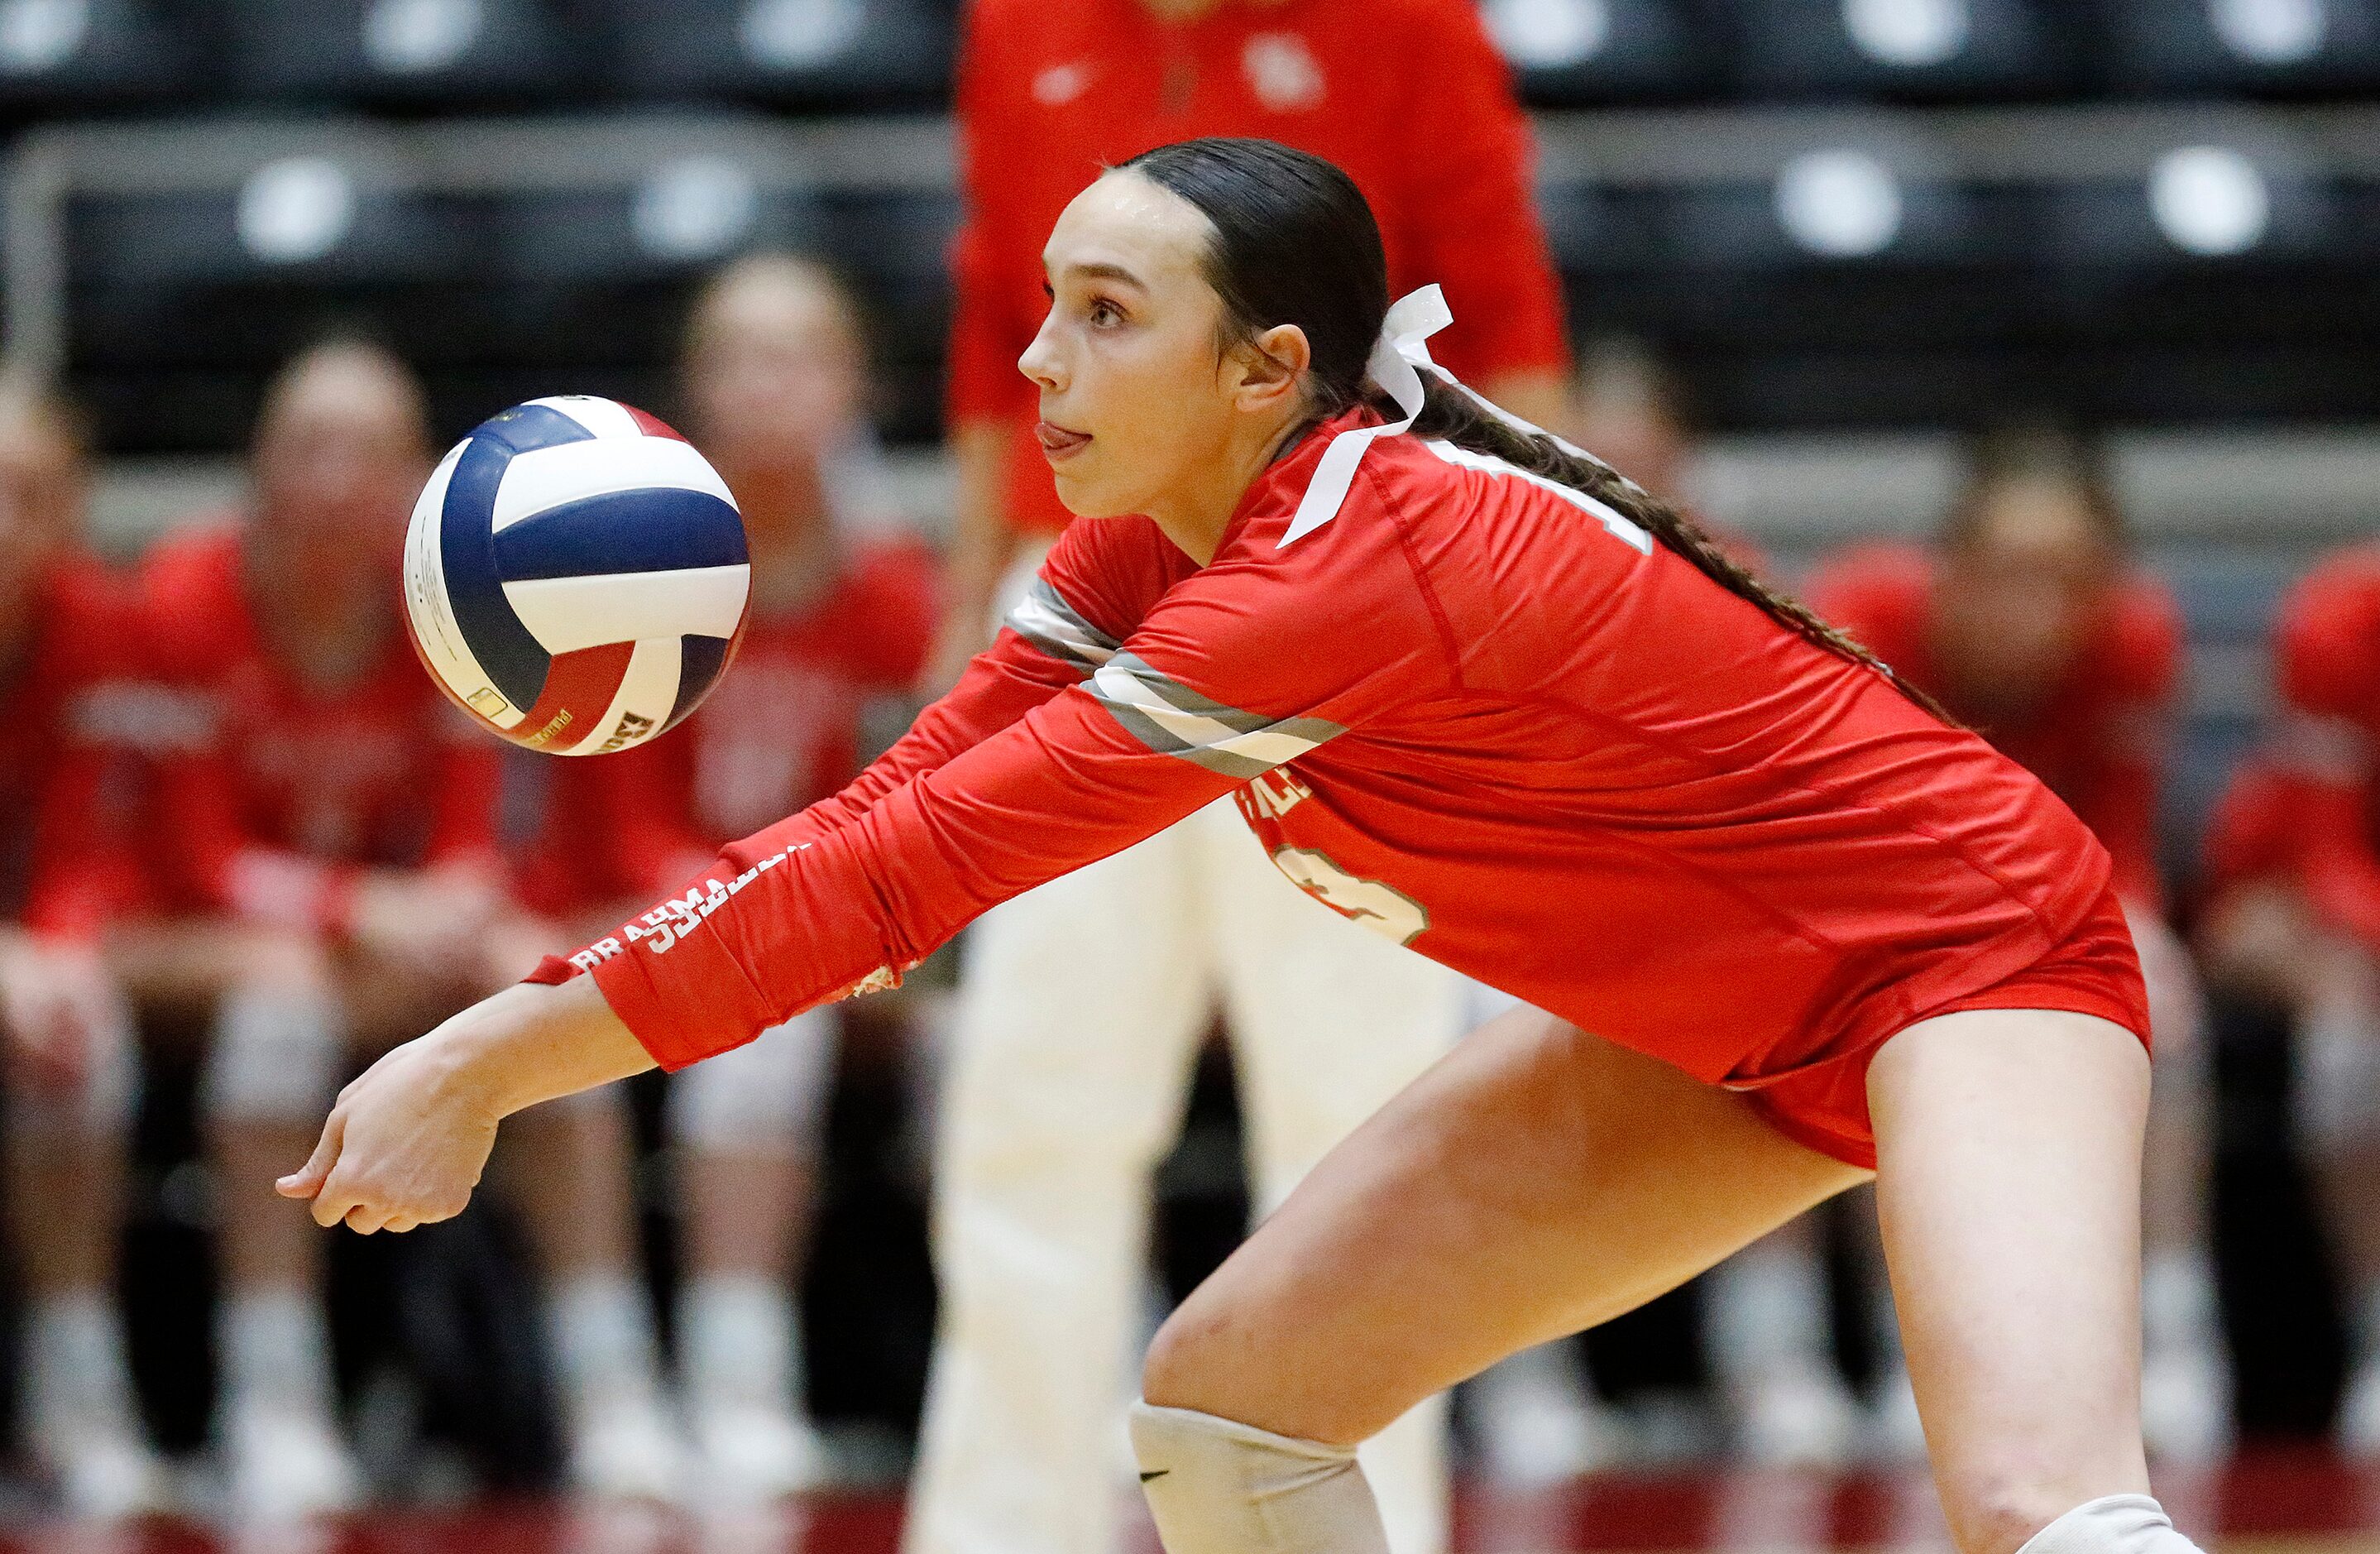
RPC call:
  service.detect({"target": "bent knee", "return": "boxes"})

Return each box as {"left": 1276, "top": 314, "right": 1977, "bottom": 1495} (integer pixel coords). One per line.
{"left": 1141, "top": 1303, "right": 1222, "bottom": 1415}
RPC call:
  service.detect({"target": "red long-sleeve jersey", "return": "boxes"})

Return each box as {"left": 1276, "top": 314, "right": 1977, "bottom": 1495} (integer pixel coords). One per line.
{"left": 538, "top": 411, "right": 2118, "bottom": 1148}
{"left": 141, "top": 525, "right": 501, "bottom": 933}
{"left": 1807, "top": 544, "right": 2181, "bottom": 910}
{"left": 0, "top": 555, "right": 159, "bottom": 940}
{"left": 519, "top": 539, "right": 940, "bottom": 914}
{"left": 2205, "top": 542, "right": 2380, "bottom": 954}
{"left": 950, "top": 0, "right": 1569, "bottom": 534}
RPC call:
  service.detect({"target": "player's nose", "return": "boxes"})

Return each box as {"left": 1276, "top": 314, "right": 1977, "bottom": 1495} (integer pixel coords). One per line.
{"left": 1018, "top": 315, "right": 1066, "bottom": 395}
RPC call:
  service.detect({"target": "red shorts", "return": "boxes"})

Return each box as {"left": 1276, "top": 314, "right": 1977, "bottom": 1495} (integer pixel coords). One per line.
{"left": 1741, "top": 885, "right": 2152, "bottom": 1171}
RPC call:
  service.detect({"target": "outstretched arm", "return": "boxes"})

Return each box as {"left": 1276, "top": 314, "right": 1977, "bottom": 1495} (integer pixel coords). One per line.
{"left": 278, "top": 488, "right": 1449, "bottom": 1234}
{"left": 277, "top": 975, "right": 649, "bottom": 1234}
{"left": 271, "top": 627, "right": 1099, "bottom": 1232}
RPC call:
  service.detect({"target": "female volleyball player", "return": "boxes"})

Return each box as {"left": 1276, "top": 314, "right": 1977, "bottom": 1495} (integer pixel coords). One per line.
{"left": 284, "top": 139, "right": 2198, "bottom": 1554}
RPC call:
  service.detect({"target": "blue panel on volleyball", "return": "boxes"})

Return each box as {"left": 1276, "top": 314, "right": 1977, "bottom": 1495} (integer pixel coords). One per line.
{"left": 493, "top": 490, "right": 749, "bottom": 582}
{"left": 439, "top": 430, "right": 564, "bottom": 711}
{"left": 668, "top": 634, "right": 735, "bottom": 729}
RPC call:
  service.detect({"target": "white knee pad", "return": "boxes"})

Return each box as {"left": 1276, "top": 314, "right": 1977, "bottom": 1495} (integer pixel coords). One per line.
{"left": 666, "top": 1008, "right": 835, "bottom": 1152}
{"left": 199, "top": 981, "right": 344, "bottom": 1124}
{"left": 1129, "top": 1401, "right": 1390, "bottom": 1554}
{"left": 2294, "top": 993, "right": 2380, "bottom": 1151}
{"left": 2017, "top": 1495, "right": 2205, "bottom": 1554}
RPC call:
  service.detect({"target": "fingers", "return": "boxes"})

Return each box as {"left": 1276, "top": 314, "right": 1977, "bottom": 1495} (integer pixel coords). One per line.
{"left": 276, "top": 1108, "right": 346, "bottom": 1201}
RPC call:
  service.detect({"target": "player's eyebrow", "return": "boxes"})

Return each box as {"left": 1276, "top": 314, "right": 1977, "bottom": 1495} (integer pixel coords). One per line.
{"left": 1050, "top": 260, "right": 1148, "bottom": 290}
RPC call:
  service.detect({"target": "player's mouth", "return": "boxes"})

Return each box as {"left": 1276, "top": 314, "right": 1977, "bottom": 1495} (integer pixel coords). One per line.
{"left": 1036, "top": 420, "right": 1091, "bottom": 461}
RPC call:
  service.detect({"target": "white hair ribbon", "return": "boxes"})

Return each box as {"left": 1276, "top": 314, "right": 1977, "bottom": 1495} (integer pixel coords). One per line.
{"left": 1279, "top": 285, "right": 1620, "bottom": 548}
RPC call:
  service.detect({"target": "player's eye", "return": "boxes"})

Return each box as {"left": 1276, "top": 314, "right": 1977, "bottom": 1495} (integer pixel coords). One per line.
{"left": 1087, "top": 297, "right": 1124, "bottom": 327}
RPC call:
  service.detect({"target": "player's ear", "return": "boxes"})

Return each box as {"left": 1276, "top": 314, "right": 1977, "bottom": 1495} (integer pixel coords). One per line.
{"left": 1231, "top": 324, "right": 1311, "bottom": 414}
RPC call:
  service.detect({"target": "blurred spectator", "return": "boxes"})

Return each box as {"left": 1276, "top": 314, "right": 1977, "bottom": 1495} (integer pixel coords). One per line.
{"left": 1810, "top": 425, "right": 2223, "bottom": 1462}
{"left": 0, "top": 375, "right": 170, "bottom": 1518}
{"left": 907, "top": 6, "right": 1573, "bottom": 1552}
{"left": 2198, "top": 540, "right": 2380, "bottom": 1454}
{"left": 520, "top": 253, "right": 940, "bottom": 1503}
{"left": 1569, "top": 337, "right": 1693, "bottom": 506}
{"left": 128, "top": 340, "right": 672, "bottom": 1513}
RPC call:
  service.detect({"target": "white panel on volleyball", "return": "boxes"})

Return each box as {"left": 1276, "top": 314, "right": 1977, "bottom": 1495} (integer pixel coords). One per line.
{"left": 404, "top": 441, "right": 527, "bottom": 730}
{"left": 490, "top": 437, "right": 738, "bottom": 533}
{"left": 501, "top": 564, "right": 751, "bottom": 656}
{"left": 528, "top": 394, "right": 645, "bottom": 441}
{"left": 561, "top": 638, "right": 684, "bottom": 755}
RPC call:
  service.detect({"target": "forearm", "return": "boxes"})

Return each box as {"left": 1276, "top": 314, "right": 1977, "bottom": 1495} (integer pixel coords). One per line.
{"left": 431, "top": 976, "right": 655, "bottom": 1120}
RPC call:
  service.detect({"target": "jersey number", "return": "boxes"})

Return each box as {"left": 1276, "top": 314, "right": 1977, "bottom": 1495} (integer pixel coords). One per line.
{"left": 1270, "top": 847, "right": 1430, "bottom": 946}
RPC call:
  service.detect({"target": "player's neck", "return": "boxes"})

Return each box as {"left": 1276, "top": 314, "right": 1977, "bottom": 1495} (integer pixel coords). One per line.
{"left": 1142, "top": 408, "right": 1306, "bottom": 566}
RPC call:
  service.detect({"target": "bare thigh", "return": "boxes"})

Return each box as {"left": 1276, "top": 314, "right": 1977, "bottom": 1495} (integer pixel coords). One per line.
{"left": 1141, "top": 1006, "right": 1867, "bottom": 1446}
{"left": 1868, "top": 1008, "right": 2153, "bottom": 1554}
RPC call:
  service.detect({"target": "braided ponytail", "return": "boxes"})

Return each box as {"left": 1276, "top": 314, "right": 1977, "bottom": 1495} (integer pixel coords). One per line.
{"left": 1401, "top": 377, "right": 1956, "bottom": 725}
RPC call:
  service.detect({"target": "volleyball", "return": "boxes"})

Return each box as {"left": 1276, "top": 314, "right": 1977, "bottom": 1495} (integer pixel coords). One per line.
{"left": 402, "top": 395, "right": 750, "bottom": 756}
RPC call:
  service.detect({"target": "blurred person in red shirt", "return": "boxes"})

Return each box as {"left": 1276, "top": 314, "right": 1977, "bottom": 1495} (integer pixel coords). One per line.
{"left": 0, "top": 377, "right": 172, "bottom": 1519}
{"left": 2197, "top": 540, "right": 2380, "bottom": 1454}
{"left": 1810, "top": 427, "right": 2220, "bottom": 1463}
{"left": 520, "top": 255, "right": 940, "bottom": 1502}
{"left": 909, "top": 11, "right": 1566, "bottom": 1552}
{"left": 132, "top": 341, "right": 671, "bottom": 1511}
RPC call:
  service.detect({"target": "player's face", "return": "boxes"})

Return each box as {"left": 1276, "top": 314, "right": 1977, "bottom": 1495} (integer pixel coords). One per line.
{"left": 251, "top": 358, "right": 430, "bottom": 597}
{"left": 1020, "top": 172, "right": 1250, "bottom": 521}
{"left": 682, "top": 275, "right": 864, "bottom": 482}
{"left": 1936, "top": 477, "right": 2114, "bottom": 711}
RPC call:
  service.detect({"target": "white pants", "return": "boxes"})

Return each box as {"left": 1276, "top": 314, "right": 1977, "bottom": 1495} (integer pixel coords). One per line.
{"left": 904, "top": 797, "right": 1462, "bottom": 1554}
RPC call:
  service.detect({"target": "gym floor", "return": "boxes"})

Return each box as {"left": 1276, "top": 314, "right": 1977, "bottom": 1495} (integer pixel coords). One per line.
{"left": 0, "top": 1452, "right": 2367, "bottom": 1554}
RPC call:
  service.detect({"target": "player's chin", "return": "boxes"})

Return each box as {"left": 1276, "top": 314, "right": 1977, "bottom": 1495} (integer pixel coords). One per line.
{"left": 1050, "top": 465, "right": 1127, "bottom": 520}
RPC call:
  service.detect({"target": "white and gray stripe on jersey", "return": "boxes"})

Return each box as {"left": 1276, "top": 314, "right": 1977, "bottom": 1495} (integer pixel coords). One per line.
{"left": 1089, "top": 651, "right": 1344, "bottom": 779}
{"left": 1003, "top": 580, "right": 1343, "bottom": 779}
{"left": 1006, "top": 577, "right": 1123, "bottom": 672}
